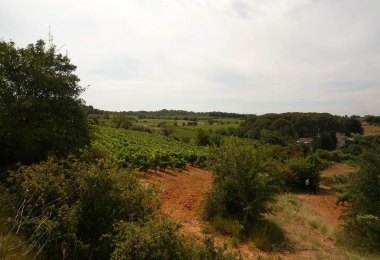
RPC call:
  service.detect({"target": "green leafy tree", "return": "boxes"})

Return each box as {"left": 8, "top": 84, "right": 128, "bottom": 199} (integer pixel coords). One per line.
{"left": 204, "top": 140, "right": 280, "bottom": 230}
{"left": 111, "top": 113, "right": 132, "bottom": 129}
{"left": 0, "top": 39, "right": 90, "bottom": 170}
{"left": 162, "top": 125, "right": 175, "bottom": 137}
{"left": 269, "top": 118, "right": 296, "bottom": 137}
{"left": 196, "top": 128, "right": 211, "bottom": 146}
{"left": 316, "top": 132, "right": 337, "bottom": 151}
{"left": 341, "top": 148, "right": 380, "bottom": 251}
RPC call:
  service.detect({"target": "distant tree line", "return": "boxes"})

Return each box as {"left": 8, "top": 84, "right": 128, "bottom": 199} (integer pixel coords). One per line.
{"left": 84, "top": 107, "right": 247, "bottom": 120}
{"left": 364, "top": 115, "right": 380, "bottom": 125}
{"left": 236, "top": 113, "right": 363, "bottom": 139}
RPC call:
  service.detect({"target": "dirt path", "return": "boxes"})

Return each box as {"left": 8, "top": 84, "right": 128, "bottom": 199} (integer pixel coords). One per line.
{"left": 142, "top": 164, "right": 357, "bottom": 259}
{"left": 295, "top": 163, "right": 357, "bottom": 229}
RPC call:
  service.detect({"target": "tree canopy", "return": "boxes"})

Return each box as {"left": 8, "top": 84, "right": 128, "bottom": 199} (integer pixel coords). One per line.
{"left": 0, "top": 39, "right": 90, "bottom": 170}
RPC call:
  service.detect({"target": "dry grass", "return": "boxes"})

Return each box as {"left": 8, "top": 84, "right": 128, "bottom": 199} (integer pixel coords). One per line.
{"left": 263, "top": 193, "right": 380, "bottom": 260}
{"left": 363, "top": 124, "right": 380, "bottom": 135}
{"left": 0, "top": 220, "right": 36, "bottom": 260}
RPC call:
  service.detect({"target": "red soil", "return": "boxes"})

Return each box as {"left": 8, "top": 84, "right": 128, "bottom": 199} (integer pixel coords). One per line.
{"left": 142, "top": 166, "right": 212, "bottom": 237}
{"left": 142, "top": 164, "right": 357, "bottom": 259}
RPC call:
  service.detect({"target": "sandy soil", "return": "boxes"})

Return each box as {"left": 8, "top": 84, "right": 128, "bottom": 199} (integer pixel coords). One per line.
{"left": 142, "top": 164, "right": 357, "bottom": 259}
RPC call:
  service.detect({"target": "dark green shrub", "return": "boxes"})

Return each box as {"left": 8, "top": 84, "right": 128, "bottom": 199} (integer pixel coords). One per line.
{"left": 314, "top": 149, "right": 333, "bottom": 161}
{"left": 112, "top": 218, "right": 240, "bottom": 260}
{"left": 261, "top": 133, "right": 285, "bottom": 146}
{"left": 341, "top": 148, "right": 380, "bottom": 252}
{"left": 345, "top": 144, "right": 363, "bottom": 156}
{"left": 204, "top": 140, "right": 281, "bottom": 231}
{"left": 331, "top": 151, "right": 342, "bottom": 163}
{"left": 286, "top": 157, "right": 320, "bottom": 189}
{"left": 111, "top": 219, "right": 189, "bottom": 260}
{"left": 6, "top": 156, "right": 159, "bottom": 259}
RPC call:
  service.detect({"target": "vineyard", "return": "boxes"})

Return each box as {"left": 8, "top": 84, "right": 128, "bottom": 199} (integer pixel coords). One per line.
{"left": 94, "top": 126, "right": 211, "bottom": 172}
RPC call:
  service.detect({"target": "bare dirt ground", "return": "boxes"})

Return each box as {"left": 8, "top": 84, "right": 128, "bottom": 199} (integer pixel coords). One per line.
{"left": 142, "top": 166, "right": 212, "bottom": 237}
{"left": 142, "top": 164, "right": 357, "bottom": 259}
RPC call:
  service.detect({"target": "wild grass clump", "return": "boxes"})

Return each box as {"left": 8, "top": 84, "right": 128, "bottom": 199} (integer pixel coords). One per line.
{"left": 320, "top": 172, "right": 353, "bottom": 186}
{"left": 269, "top": 193, "right": 336, "bottom": 241}
{"left": 208, "top": 216, "right": 243, "bottom": 237}
{"left": 248, "top": 220, "right": 286, "bottom": 252}
{"left": 0, "top": 220, "right": 36, "bottom": 260}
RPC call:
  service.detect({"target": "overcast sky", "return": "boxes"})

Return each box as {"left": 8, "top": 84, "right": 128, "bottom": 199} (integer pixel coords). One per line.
{"left": 1, "top": 0, "right": 379, "bottom": 115}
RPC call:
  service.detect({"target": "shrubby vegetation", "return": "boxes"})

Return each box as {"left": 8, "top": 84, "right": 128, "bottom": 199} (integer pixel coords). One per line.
{"left": 340, "top": 148, "right": 380, "bottom": 252}
{"left": 1, "top": 148, "right": 240, "bottom": 259}
{"left": 204, "top": 140, "right": 281, "bottom": 235}
{"left": 364, "top": 115, "right": 380, "bottom": 126}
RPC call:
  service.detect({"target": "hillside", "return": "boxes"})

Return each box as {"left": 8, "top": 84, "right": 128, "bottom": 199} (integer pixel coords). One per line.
{"left": 143, "top": 164, "right": 377, "bottom": 260}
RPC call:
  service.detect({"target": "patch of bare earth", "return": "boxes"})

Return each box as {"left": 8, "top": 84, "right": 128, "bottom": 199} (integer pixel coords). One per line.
{"left": 142, "top": 164, "right": 357, "bottom": 259}
{"left": 142, "top": 166, "right": 212, "bottom": 237}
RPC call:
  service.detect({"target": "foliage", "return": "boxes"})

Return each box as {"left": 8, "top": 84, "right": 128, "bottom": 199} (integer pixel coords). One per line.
{"left": 0, "top": 39, "right": 90, "bottom": 170}
{"left": 94, "top": 126, "right": 209, "bottom": 171}
{"left": 269, "top": 118, "right": 296, "bottom": 137}
{"left": 249, "top": 220, "right": 285, "bottom": 252}
{"left": 285, "top": 157, "right": 320, "bottom": 188}
{"left": 111, "top": 113, "right": 132, "bottom": 129}
{"left": 196, "top": 128, "right": 212, "bottom": 146}
{"left": 111, "top": 218, "right": 189, "bottom": 260}
{"left": 316, "top": 132, "right": 337, "bottom": 151}
{"left": 111, "top": 218, "right": 240, "bottom": 260}
{"left": 260, "top": 132, "right": 285, "bottom": 146}
{"left": 195, "top": 129, "right": 222, "bottom": 147}
{"left": 237, "top": 112, "right": 363, "bottom": 139}
{"left": 4, "top": 153, "right": 159, "bottom": 259}
{"left": 162, "top": 125, "right": 175, "bottom": 137}
{"left": 204, "top": 140, "right": 281, "bottom": 231}
{"left": 341, "top": 148, "right": 380, "bottom": 251}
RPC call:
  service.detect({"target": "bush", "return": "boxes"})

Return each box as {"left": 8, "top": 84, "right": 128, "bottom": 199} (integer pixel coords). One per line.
{"left": 111, "top": 218, "right": 189, "bottom": 260}
{"left": 314, "top": 149, "right": 333, "bottom": 161}
{"left": 204, "top": 140, "right": 281, "bottom": 231}
{"left": 341, "top": 148, "right": 380, "bottom": 252}
{"left": 5, "top": 155, "right": 159, "bottom": 259}
{"left": 112, "top": 218, "right": 240, "bottom": 260}
{"left": 285, "top": 157, "right": 320, "bottom": 189}
{"left": 261, "top": 133, "right": 285, "bottom": 146}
